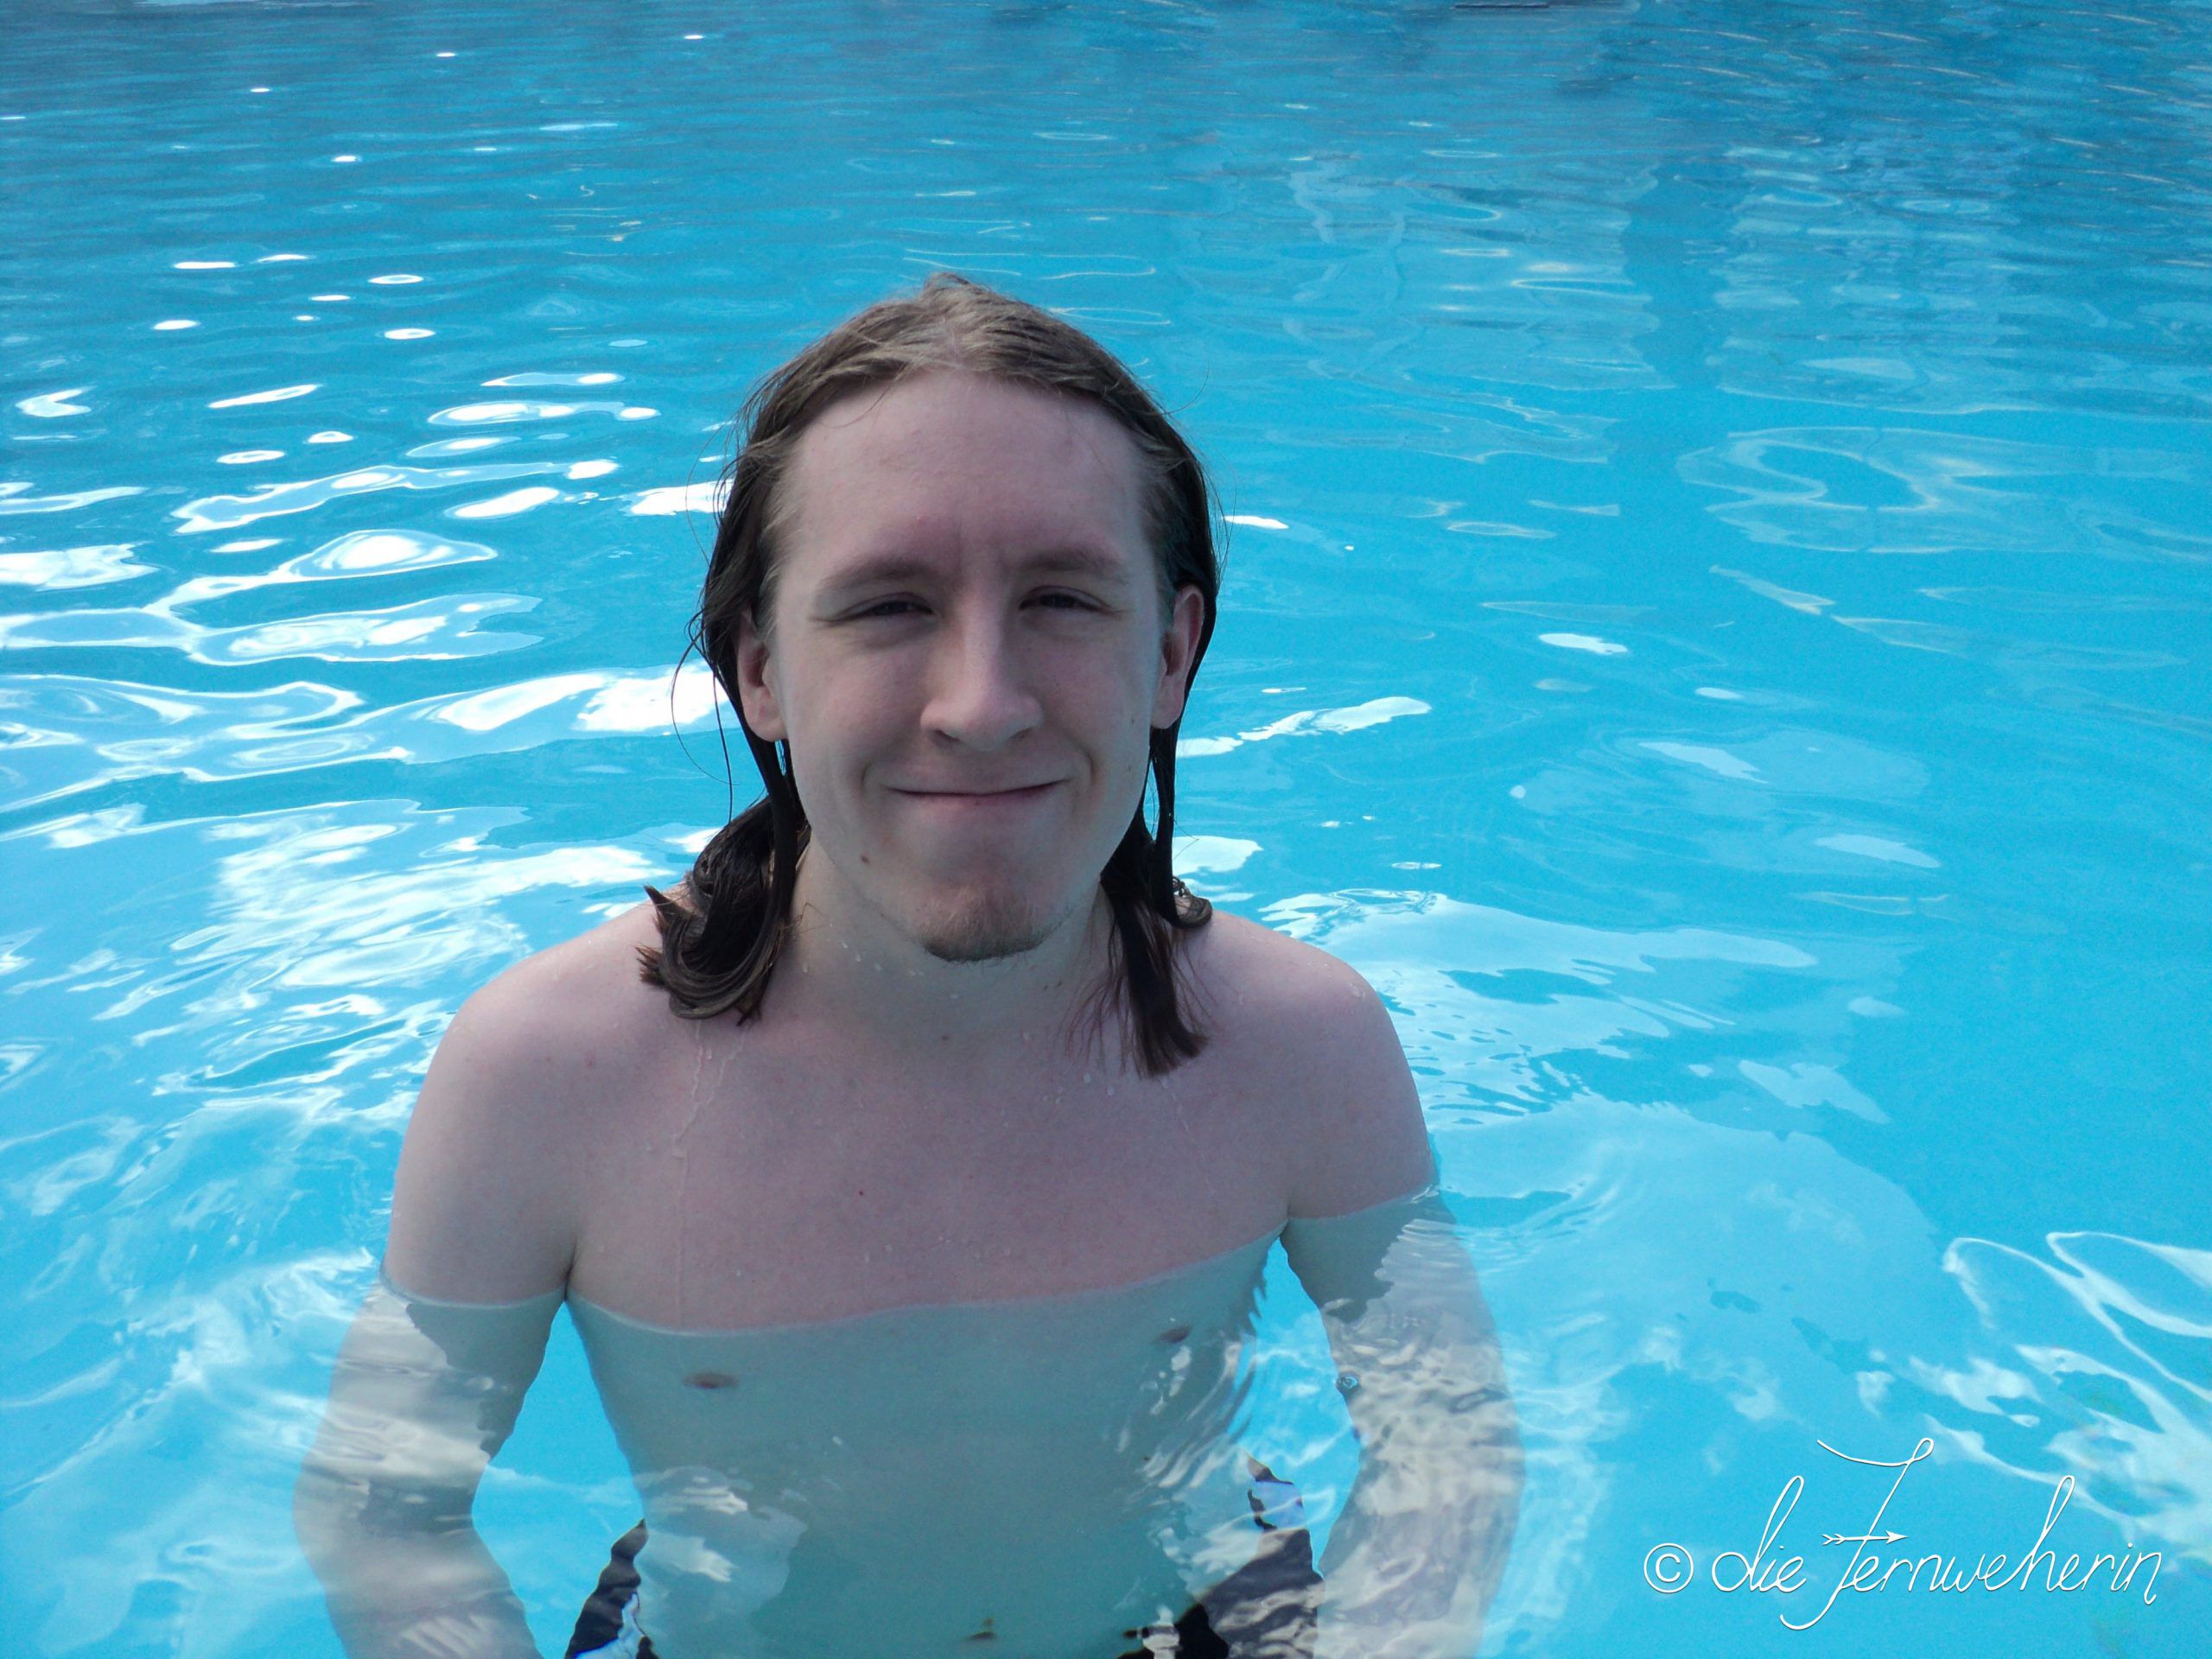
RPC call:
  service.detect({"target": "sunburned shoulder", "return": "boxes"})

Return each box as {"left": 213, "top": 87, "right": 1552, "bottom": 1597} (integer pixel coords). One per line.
{"left": 1186, "top": 911, "right": 1436, "bottom": 1219}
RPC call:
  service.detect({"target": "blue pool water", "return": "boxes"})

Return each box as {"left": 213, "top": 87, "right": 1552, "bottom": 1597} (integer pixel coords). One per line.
{"left": 3, "top": 1, "right": 2209, "bottom": 1654}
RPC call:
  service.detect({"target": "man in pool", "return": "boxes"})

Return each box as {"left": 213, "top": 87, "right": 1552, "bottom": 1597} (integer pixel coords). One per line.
{"left": 295, "top": 273, "right": 1522, "bottom": 1658}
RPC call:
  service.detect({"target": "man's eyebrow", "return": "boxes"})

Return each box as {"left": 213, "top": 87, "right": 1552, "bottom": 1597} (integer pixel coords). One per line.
{"left": 816, "top": 546, "right": 1135, "bottom": 598}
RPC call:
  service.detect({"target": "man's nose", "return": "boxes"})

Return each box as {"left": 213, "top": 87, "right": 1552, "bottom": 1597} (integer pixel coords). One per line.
{"left": 924, "top": 611, "right": 1043, "bottom": 750}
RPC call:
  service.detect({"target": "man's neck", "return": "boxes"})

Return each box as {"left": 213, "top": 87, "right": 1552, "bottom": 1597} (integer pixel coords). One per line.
{"left": 766, "top": 851, "right": 1119, "bottom": 1075}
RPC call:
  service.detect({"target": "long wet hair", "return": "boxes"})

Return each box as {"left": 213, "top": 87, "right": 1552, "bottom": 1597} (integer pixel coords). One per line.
{"left": 632, "top": 272, "right": 1224, "bottom": 1078}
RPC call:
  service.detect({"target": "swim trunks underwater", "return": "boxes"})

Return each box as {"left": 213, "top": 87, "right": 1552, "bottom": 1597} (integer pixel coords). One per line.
{"left": 564, "top": 1460, "right": 1324, "bottom": 1658}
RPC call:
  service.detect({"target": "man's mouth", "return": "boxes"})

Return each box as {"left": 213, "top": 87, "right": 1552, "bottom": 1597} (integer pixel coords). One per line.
{"left": 893, "top": 781, "right": 1060, "bottom": 806}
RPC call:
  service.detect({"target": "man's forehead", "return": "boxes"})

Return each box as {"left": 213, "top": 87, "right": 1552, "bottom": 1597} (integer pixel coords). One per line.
{"left": 802, "top": 367, "right": 1115, "bottom": 461}
{"left": 780, "top": 374, "right": 1147, "bottom": 575}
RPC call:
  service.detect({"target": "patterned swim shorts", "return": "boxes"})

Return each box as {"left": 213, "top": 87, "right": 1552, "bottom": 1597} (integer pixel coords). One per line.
{"left": 565, "top": 1457, "right": 1324, "bottom": 1659}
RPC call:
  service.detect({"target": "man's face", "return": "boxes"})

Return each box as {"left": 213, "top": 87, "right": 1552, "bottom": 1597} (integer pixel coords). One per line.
{"left": 735, "top": 368, "right": 1205, "bottom": 966}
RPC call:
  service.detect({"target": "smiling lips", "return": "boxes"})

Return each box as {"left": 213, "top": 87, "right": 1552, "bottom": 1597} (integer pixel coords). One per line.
{"left": 893, "top": 781, "right": 1060, "bottom": 808}
{"left": 898, "top": 779, "right": 1071, "bottom": 818}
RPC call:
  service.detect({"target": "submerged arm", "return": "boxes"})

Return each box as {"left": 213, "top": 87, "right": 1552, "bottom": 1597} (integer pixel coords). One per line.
{"left": 293, "top": 1275, "right": 562, "bottom": 1659}
{"left": 296, "top": 976, "right": 581, "bottom": 1657}
{"left": 1268, "top": 957, "right": 1523, "bottom": 1657}
{"left": 1284, "top": 1187, "right": 1524, "bottom": 1659}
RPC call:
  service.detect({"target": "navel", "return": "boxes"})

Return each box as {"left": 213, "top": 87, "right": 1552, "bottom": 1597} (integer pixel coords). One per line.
{"left": 682, "top": 1370, "right": 739, "bottom": 1390}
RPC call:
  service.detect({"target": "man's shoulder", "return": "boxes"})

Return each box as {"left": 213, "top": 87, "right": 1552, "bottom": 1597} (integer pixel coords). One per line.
{"left": 1186, "top": 911, "right": 1433, "bottom": 1217}
{"left": 383, "top": 916, "right": 652, "bottom": 1300}
{"left": 1189, "top": 908, "right": 1360, "bottom": 1015}
{"left": 1187, "top": 908, "right": 1387, "bottom": 1042}
{"left": 428, "top": 905, "right": 669, "bottom": 1139}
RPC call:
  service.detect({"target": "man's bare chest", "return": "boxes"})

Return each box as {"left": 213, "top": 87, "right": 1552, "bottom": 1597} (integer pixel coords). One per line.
{"left": 565, "top": 1027, "right": 1293, "bottom": 1332}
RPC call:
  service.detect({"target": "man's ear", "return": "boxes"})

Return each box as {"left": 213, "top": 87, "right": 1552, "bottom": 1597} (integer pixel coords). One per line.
{"left": 734, "top": 606, "right": 787, "bottom": 742}
{"left": 1150, "top": 583, "right": 1207, "bottom": 730}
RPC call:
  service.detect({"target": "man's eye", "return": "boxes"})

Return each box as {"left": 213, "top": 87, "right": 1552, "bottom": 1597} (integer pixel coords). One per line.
{"left": 849, "top": 594, "right": 1097, "bottom": 620}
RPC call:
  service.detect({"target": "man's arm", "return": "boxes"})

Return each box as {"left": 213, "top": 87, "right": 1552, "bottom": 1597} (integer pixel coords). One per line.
{"left": 294, "top": 976, "right": 579, "bottom": 1659}
{"left": 1277, "top": 957, "right": 1525, "bottom": 1659}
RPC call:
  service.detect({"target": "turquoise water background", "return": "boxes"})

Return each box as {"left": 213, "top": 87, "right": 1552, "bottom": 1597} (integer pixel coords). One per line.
{"left": 3, "top": 0, "right": 2209, "bottom": 1654}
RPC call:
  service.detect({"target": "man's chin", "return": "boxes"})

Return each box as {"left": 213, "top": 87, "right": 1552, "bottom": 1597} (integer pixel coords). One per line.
{"left": 915, "top": 917, "right": 1055, "bottom": 965}
{"left": 904, "top": 888, "right": 1068, "bottom": 965}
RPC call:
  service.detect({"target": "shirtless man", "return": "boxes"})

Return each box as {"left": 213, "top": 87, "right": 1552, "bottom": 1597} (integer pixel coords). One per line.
{"left": 295, "top": 274, "right": 1522, "bottom": 1659}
